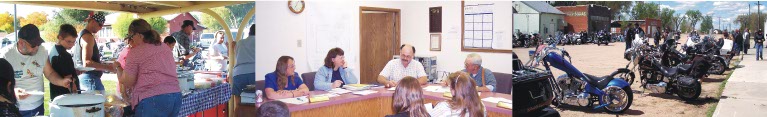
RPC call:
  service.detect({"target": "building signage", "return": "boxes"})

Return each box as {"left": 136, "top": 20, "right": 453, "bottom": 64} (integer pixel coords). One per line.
{"left": 566, "top": 11, "right": 587, "bottom": 16}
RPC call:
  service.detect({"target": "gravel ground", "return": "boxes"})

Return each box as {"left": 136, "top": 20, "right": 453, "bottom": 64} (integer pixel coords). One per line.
{"left": 514, "top": 34, "right": 735, "bottom": 117}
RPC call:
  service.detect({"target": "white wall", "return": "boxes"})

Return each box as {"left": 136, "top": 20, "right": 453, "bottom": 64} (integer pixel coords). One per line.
{"left": 255, "top": 1, "right": 512, "bottom": 81}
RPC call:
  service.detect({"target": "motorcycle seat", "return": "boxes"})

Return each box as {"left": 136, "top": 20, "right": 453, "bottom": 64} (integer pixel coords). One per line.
{"left": 676, "top": 64, "right": 692, "bottom": 73}
{"left": 583, "top": 73, "right": 614, "bottom": 89}
{"left": 659, "top": 66, "right": 679, "bottom": 77}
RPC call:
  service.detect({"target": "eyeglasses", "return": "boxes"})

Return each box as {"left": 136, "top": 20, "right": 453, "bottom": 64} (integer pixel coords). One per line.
{"left": 125, "top": 33, "right": 135, "bottom": 41}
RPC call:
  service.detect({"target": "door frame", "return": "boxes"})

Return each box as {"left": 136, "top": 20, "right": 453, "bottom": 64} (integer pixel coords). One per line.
{"left": 359, "top": 6, "right": 401, "bottom": 84}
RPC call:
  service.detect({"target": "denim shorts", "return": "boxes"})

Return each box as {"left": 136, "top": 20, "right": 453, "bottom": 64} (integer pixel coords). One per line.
{"left": 79, "top": 73, "right": 105, "bottom": 91}
{"left": 232, "top": 73, "right": 256, "bottom": 96}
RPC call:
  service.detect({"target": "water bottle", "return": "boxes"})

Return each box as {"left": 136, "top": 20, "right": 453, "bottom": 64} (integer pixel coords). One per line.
{"left": 256, "top": 90, "right": 263, "bottom": 103}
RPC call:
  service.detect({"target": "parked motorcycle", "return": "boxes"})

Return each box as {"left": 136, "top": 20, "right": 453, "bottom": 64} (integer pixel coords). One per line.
{"left": 527, "top": 36, "right": 633, "bottom": 113}
{"left": 596, "top": 30, "right": 611, "bottom": 46}
{"left": 573, "top": 33, "right": 583, "bottom": 45}
{"left": 635, "top": 37, "right": 715, "bottom": 101}
{"left": 679, "top": 36, "right": 728, "bottom": 75}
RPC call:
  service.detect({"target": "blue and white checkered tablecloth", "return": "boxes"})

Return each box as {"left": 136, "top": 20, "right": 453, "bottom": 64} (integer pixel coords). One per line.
{"left": 178, "top": 83, "right": 231, "bottom": 117}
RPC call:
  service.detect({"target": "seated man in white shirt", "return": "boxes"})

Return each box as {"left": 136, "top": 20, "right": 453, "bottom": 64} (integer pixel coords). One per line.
{"left": 377, "top": 44, "right": 428, "bottom": 87}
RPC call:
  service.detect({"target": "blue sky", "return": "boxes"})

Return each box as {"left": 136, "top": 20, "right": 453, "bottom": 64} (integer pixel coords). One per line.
{"left": 651, "top": 1, "right": 767, "bottom": 30}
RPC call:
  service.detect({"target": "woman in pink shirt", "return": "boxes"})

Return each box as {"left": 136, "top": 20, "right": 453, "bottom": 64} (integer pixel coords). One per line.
{"left": 114, "top": 19, "right": 181, "bottom": 116}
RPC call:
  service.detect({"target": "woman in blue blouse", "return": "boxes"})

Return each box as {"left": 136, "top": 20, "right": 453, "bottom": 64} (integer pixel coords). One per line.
{"left": 265, "top": 56, "right": 310, "bottom": 99}
{"left": 314, "top": 48, "right": 358, "bottom": 91}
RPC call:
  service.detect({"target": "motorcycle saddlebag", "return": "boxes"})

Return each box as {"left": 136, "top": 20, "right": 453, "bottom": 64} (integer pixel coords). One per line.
{"left": 513, "top": 67, "right": 555, "bottom": 114}
{"left": 677, "top": 76, "right": 698, "bottom": 88}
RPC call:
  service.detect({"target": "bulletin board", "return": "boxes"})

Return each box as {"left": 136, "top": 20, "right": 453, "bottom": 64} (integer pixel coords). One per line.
{"left": 462, "top": 1, "right": 512, "bottom": 53}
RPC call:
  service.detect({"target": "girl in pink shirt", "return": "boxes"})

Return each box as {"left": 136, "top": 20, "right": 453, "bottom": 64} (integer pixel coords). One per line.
{"left": 114, "top": 19, "right": 181, "bottom": 116}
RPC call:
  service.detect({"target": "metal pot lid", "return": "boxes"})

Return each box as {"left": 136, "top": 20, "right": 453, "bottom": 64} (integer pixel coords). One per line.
{"left": 51, "top": 94, "right": 106, "bottom": 106}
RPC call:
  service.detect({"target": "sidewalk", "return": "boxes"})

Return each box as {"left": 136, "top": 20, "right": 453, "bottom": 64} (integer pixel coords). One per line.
{"left": 714, "top": 48, "right": 767, "bottom": 117}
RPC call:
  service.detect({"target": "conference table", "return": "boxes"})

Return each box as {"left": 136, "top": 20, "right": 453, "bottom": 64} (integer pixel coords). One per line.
{"left": 237, "top": 84, "right": 512, "bottom": 117}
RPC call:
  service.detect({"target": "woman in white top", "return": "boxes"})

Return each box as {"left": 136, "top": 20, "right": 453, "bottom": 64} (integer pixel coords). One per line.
{"left": 430, "top": 71, "right": 486, "bottom": 117}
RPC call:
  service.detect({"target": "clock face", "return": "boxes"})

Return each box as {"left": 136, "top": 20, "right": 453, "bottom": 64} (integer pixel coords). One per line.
{"left": 289, "top": 0, "right": 305, "bottom": 14}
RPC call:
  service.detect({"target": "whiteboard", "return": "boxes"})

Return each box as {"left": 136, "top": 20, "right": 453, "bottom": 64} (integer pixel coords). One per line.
{"left": 463, "top": 1, "right": 513, "bottom": 51}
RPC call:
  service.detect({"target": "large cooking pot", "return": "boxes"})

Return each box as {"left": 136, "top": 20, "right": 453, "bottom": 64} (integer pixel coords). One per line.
{"left": 50, "top": 94, "right": 106, "bottom": 117}
{"left": 178, "top": 70, "right": 195, "bottom": 93}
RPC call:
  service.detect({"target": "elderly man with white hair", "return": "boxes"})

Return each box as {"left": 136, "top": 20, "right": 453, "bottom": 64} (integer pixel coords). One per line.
{"left": 461, "top": 53, "right": 497, "bottom": 92}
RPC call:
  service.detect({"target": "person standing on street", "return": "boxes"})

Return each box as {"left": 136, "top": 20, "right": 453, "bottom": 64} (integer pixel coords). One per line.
{"left": 625, "top": 23, "right": 635, "bottom": 50}
{"left": 755, "top": 29, "right": 764, "bottom": 60}
{"left": 744, "top": 28, "right": 751, "bottom": 54}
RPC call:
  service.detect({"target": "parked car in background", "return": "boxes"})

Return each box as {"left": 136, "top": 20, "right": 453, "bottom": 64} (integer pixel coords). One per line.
{"left": 2, "top": 33, "right": 16, "bottom": 48}
{"left": 199, "top": 33, "right": 215, "bottom": 50}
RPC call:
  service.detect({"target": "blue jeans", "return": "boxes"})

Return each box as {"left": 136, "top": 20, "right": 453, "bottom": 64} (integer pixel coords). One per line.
{"left": 79, "top": 73, "right": 105, "bottom": 91}
{"left": 757, "top": 43, "right": 764, "bottom": 60}
{"left": 734, "top": 43, "right": 741, "bottom": 55}
{"left": 135, "top": 92, "right": 182, "bottom": 117}
{"left": 19, "top": 104, "right": 43, "bottom": 117}
{"left": 233, "top": 73, "right": 256, "bottom": 96}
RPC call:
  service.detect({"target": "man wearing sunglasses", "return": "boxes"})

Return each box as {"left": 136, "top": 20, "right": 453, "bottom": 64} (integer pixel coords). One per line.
{"left": 0, "top": 24, "right": 71, "bottom": 117}
{"left": 73, "top": 12, "right": 115, "bottom": 93}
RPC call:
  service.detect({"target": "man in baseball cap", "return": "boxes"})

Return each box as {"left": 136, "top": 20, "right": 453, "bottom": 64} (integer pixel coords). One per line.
{"left": 16, "top": 24, "right": 44, "bottom": 55}
{"left": 171, "top": 20, "right": 201, "bottom": 69}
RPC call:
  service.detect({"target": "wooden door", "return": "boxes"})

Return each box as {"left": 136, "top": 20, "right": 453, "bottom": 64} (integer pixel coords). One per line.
{"left": 360, "top": 7, "right": 400, "bottom": 84}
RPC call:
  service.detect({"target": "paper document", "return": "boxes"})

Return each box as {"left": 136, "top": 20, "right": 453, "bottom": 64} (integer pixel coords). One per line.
{"left": 481, "top": 97, "right": 512, "bottom": 104}
{"left": 423, "top": 86, "right": 450, "bottom": 93}
{"left": 328, "top": 88, "right": 352, "bottom": 94}
{"left": 277, "top": 96, "right": 309, "bottom": 105}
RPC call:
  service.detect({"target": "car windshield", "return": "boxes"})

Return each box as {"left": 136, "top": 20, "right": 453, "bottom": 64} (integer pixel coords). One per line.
{"left": 201, "top": 34, "right": 214, "bottom": 39}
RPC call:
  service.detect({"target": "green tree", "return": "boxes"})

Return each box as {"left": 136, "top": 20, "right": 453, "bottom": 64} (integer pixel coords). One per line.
{"left": 20, "top": 12, "right": 48, "bottom": 26}
{"left": 630, "top": 2, "right": 660, "bottom": 20}
{"left": 734, "top": 13, "right": 767, "bottom": 31}
{"left": 200, "top": 7, "right": 232, "bottom": 32}
{"left": 0, "top": 12, "right": 15, "bottom": 33}
{"left": 39, "top": 9, "right": 109, "bottom": 42}
{"left": 681, "top": 19, "right": 690, "bottom": 33}
{"left": 225, "top": 2, "right": 255, "bottom": 29}
{"left": 145, "top": 17, "right": 168, "bottom": 34}
{"left": 112, "top": 13, "right": 135, "bottom": 39}
{"left": 685, "top": 10, "right": 702, "bottom": 31}
{"left": 700, "top": 15, "right": 713, "bottom": 33}
{"left": 660, "top": 8, "right": 675, "bottom": 30}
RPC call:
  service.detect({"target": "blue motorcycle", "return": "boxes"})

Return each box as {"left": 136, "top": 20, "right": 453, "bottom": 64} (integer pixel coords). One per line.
{"left": 527, "top": 34, "right": 634, "bottom": 113}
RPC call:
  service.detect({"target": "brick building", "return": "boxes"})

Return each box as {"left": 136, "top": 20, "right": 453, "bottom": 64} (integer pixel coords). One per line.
{"left": 556, "top": 4, "right": 611, "bottom": 33}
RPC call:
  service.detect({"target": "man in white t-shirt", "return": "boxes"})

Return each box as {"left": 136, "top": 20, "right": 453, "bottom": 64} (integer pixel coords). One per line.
{"left": 377, "top": 44, "right": 428, "bottom": 87}
{"left": 206, "top": 31, "right": 228, "bottom": 71}
{"left": 0, "top": 24, "right": 71, "bottom": 116}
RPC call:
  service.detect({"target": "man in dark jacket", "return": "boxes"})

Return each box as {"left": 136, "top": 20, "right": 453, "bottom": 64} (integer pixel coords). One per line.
{"left": 654, "top": 27, "right": 662, "bottom": 46}
{"left": 625, "top": 23, "right": 635, "bottom": 50}
{"left": 734, "top": 30, "right": 744, "bottom": 55}
{"left": 755, "top": 29, "right": 764, "bottom": 60}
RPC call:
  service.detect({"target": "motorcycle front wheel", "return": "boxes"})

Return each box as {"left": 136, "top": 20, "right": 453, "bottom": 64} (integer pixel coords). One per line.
{"left": 603, "top": 86, "right": 633, "bottom": 113}
{"left": 615, "top": 70, "right": 636, "bottom": 85}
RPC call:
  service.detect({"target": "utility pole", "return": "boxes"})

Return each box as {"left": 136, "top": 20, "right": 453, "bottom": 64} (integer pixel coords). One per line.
{"left": 758, "top": 2, "right": 763, "bottom": 30}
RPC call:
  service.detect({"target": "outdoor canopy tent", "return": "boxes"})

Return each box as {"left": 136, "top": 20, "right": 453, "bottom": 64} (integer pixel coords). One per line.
{"left": 0, "top": 1, "right": 254, "bottom": 117}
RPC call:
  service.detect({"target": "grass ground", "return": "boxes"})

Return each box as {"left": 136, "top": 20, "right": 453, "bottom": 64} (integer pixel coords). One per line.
{"left": 42, "top": 78, "right": 117, "bottom": 115}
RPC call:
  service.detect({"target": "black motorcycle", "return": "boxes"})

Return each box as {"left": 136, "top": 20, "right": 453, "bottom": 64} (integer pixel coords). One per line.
{"left": 596, "top": 30, "right": 610, "bottom": 46}
{"left": 636, "top": 38, "right": 714, "bottom": 101}
{"left": 514, "top": 33, "right": 532, "bottom": 48}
